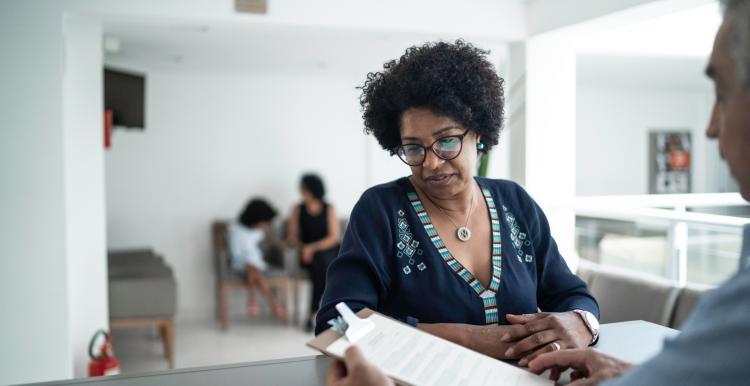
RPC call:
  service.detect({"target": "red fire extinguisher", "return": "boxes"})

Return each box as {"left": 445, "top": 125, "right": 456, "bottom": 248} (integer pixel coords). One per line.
{"left": 88, "top": 329, "right": 120, "bottom": 377}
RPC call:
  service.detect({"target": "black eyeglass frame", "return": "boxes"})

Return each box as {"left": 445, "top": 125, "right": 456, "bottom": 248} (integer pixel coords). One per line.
{"left": 394, "top": 128, "right": 472, "bottom": 166}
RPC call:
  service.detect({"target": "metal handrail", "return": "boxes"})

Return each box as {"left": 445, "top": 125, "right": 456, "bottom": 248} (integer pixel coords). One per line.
{"left": 574, "top": 192, "right": 747, "bottom": 208}
{"left": 574, "top": 206, "right": 749, "bottom": 229}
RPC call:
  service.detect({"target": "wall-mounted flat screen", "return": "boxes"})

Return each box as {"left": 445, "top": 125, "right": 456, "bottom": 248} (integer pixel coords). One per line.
{"left": 104, "top": 68, "right": 145, "bottom": 129}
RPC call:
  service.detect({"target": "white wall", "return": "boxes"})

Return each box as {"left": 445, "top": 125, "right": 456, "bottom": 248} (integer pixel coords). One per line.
{"left": 576, "top": 85, "right": 720, "bottom": 196}
{"left": 63, "top": 16, "right": 109, "bottom": 378}
{"left": 105, "top": 70, "right": 384, "bottom": 320}
{"left": 0, "top": 3, "right": 73, "bottom": 384}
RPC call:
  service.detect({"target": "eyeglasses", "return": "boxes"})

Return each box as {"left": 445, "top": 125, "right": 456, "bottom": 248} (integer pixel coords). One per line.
{"left": 395, "top": 129, "right": 471, "bottom": 166}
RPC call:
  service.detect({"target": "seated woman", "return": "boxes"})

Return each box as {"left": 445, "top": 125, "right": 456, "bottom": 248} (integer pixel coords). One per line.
{"left": 286, "top": 174, "right": 341, "bottom": 331}
{"left": 228, "top": 198, "right": 286, "bottom": 321}
{"left": 316, "top": 41, "right": 600, "bottom": 365}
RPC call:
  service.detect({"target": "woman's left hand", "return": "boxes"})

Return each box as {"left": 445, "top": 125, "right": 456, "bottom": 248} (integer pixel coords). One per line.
{"left": 500, "top": 312, "right": 593, "bottom": 367}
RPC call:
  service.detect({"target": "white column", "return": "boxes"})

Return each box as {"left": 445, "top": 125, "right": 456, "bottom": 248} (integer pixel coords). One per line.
{"left": 0, "top": 2, "right": 73, "bottom": 384}
{"left": 525, "top": 32, "right": 579, "bottom": 267}
{"left": 63, "top": 15, "right": 109, "bottom": 378}
{"left": 506, "top": 42, "right": 527, "bottom": 185}
{"left": 0, "top": 4, "right": 109, "bottom": 383}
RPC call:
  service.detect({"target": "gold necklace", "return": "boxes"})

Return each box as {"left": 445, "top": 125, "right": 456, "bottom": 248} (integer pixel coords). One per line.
{"left": 422, "top": 185, "right": 476, "bottom": 242}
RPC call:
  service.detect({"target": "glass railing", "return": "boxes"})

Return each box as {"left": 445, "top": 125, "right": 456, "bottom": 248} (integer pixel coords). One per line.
{"left": 573, "top": 193, "right": 749, "bottom": 286}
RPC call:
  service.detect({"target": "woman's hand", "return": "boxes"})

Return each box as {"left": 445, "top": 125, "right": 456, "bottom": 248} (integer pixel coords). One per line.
{"left": 418, "top": 323, "right": 516, "bottom": 359}
{"left": 501, "top": 312, "right": 593, "bottom": 366}
{"left": 301, "top": 245, "right": 316, "bottom": 264}
{"left": 327, "top": 346, "right": 394, "bottom": 386}
{"left": 528, "top": 348, "right": 632, "bottom": 385}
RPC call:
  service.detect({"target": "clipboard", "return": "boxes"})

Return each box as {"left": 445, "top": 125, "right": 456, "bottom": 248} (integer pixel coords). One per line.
{"left": 307, "top": 303, "right": 554, "bottom": 386}
{"left": 307, "top": 305, "right": 377, "bottom": 356}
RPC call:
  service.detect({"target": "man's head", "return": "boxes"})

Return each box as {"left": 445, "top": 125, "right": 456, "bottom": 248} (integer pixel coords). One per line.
{"left": 706, "top": 0, "right": 750, "bottom": 200}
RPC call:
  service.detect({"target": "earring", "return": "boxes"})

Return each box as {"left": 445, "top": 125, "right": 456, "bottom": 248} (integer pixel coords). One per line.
{"left": 477, "top": 143, "right": 485, "bottom": 150}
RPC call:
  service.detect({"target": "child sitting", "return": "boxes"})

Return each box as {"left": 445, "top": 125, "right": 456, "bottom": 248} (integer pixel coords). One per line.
{"left": 227, "top": 198, "right": 287, "bottom": 321}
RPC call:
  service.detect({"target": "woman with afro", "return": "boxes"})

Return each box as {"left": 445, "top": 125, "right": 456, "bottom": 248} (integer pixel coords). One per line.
{"left": 316, "top": 40, "right": 600, "bottom": 365}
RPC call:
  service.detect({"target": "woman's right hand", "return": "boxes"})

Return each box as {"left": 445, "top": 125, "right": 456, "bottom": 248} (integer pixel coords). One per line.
{"left": 301, "top": 245, "right": 315, "bottom": 264}
{"left": 464, "top": 324, "right": 517, "bottom": 359}
{"left": 418, "top": 323, "right": 515, "bottom": 360}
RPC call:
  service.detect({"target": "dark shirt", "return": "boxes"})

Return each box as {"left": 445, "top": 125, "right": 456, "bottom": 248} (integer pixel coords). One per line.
{"left": 315, "top": 176, "right": 599, "bottom": 335}
{"left": 299, "top": 202, "right": 329, "bottom": 244}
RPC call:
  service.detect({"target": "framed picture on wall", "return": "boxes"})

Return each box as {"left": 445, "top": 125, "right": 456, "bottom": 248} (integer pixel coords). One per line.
{"left": 649, "top": 130, "right": 692, "bottom": 194}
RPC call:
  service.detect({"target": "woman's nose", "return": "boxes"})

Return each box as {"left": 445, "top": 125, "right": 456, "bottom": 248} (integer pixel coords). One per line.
{"left": 422, "top": 149, "right": 443, "bottom": 169}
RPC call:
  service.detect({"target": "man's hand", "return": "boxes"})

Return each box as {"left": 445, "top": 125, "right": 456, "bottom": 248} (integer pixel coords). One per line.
{"left": 501, "top": 312, "right": 593, "bottom": 366}
{"left": 528, "top": 348, "right": 633, "bottom": 386}
{"left": 327, "top": 346, "right": 394, "bottom": 386}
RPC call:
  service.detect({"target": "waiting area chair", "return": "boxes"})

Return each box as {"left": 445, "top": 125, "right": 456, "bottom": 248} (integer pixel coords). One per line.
{"left": 108, "top": 248, "right": 177, "bottom": 368}
{"left": 576, "top": 259, "right": 715, "bottom": 329}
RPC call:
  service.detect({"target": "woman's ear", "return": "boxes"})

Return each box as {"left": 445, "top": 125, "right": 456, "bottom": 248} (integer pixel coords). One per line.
{"left": 475, "top": 134, "right": 483, "bottom": 149}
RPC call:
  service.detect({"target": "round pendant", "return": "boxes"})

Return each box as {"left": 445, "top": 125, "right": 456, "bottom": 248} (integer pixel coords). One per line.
{"left": 457, "top": 226, "right": 472, "bottom": 242}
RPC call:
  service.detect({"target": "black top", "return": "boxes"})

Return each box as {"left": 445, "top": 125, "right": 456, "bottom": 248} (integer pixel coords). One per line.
{"left": 299, "top": 202, "right": 329, "bottom": 244}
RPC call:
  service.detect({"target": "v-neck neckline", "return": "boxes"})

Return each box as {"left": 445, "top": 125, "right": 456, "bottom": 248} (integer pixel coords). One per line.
{"left": 405, "top": 177, "right": 503, "bottom": 324}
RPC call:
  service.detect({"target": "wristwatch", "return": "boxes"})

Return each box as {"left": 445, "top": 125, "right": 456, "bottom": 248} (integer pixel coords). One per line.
{"left": 572, "top": 309, "right": 600, "bottom": 346}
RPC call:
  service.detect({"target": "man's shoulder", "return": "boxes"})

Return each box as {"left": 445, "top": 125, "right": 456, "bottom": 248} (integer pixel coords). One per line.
{"left": 677, "top": 267, "right": 750, "bottom": 338}
{"left": 699, "top": 268, "right": 750, "bottom": 311}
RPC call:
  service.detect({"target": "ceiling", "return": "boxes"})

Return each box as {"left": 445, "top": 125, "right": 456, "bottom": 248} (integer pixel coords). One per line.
{"left": 576, "top": 2, "right": 719, "bottom": 92}
{"left": 577, "top": 2, "right": 721, "bottom": 58}
{"left": 103, "top": 20, "right": 509, "bottom": 76}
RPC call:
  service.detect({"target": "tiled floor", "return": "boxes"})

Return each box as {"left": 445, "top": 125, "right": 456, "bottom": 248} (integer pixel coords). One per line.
{"left": 112, "top": 287, "right": 319, "bottom": 375}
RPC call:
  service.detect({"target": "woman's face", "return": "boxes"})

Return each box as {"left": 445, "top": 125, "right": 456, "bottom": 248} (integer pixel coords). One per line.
{"left": 300, "top": 187, "right": 316, "bottom": 204}
{"left": 400, "top": 108, "right": 479, "bottom": 200}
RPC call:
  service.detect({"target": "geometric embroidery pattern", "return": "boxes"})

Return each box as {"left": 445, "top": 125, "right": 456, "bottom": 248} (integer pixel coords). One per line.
{"left": 407, "top": 185, "right": 502, "bottom": 324}
{"left": 503, "top": 205, "right": 533, "bottom": 264}
{"left": 396, "top": 209, "right": 425, "bottom": 275}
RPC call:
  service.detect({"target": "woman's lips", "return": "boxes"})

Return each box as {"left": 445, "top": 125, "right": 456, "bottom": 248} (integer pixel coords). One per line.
{"left": 425, "top": 173, "right": 455, "bottom": 186}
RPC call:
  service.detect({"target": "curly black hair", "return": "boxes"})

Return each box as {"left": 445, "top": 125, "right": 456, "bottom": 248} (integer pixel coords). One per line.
{"left": 359, "top": 40, "right": 505, "bottom": 154}
{"left": 238, "top": 198, "right": 278, "bottom": 228}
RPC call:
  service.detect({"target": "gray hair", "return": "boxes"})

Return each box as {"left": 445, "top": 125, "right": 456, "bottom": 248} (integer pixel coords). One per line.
{"left": 721, "top": 0, "right": 750, "bottom": 90}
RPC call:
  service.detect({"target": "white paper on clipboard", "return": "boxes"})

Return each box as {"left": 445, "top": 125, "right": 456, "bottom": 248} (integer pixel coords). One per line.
{"left": 312, "top": 310, "right": 553, "bottom": 386}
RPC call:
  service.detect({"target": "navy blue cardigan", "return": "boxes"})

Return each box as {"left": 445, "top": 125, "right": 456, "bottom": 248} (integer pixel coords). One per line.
{"left": 315, "top": 177, "right": 599, "bottom": 335}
